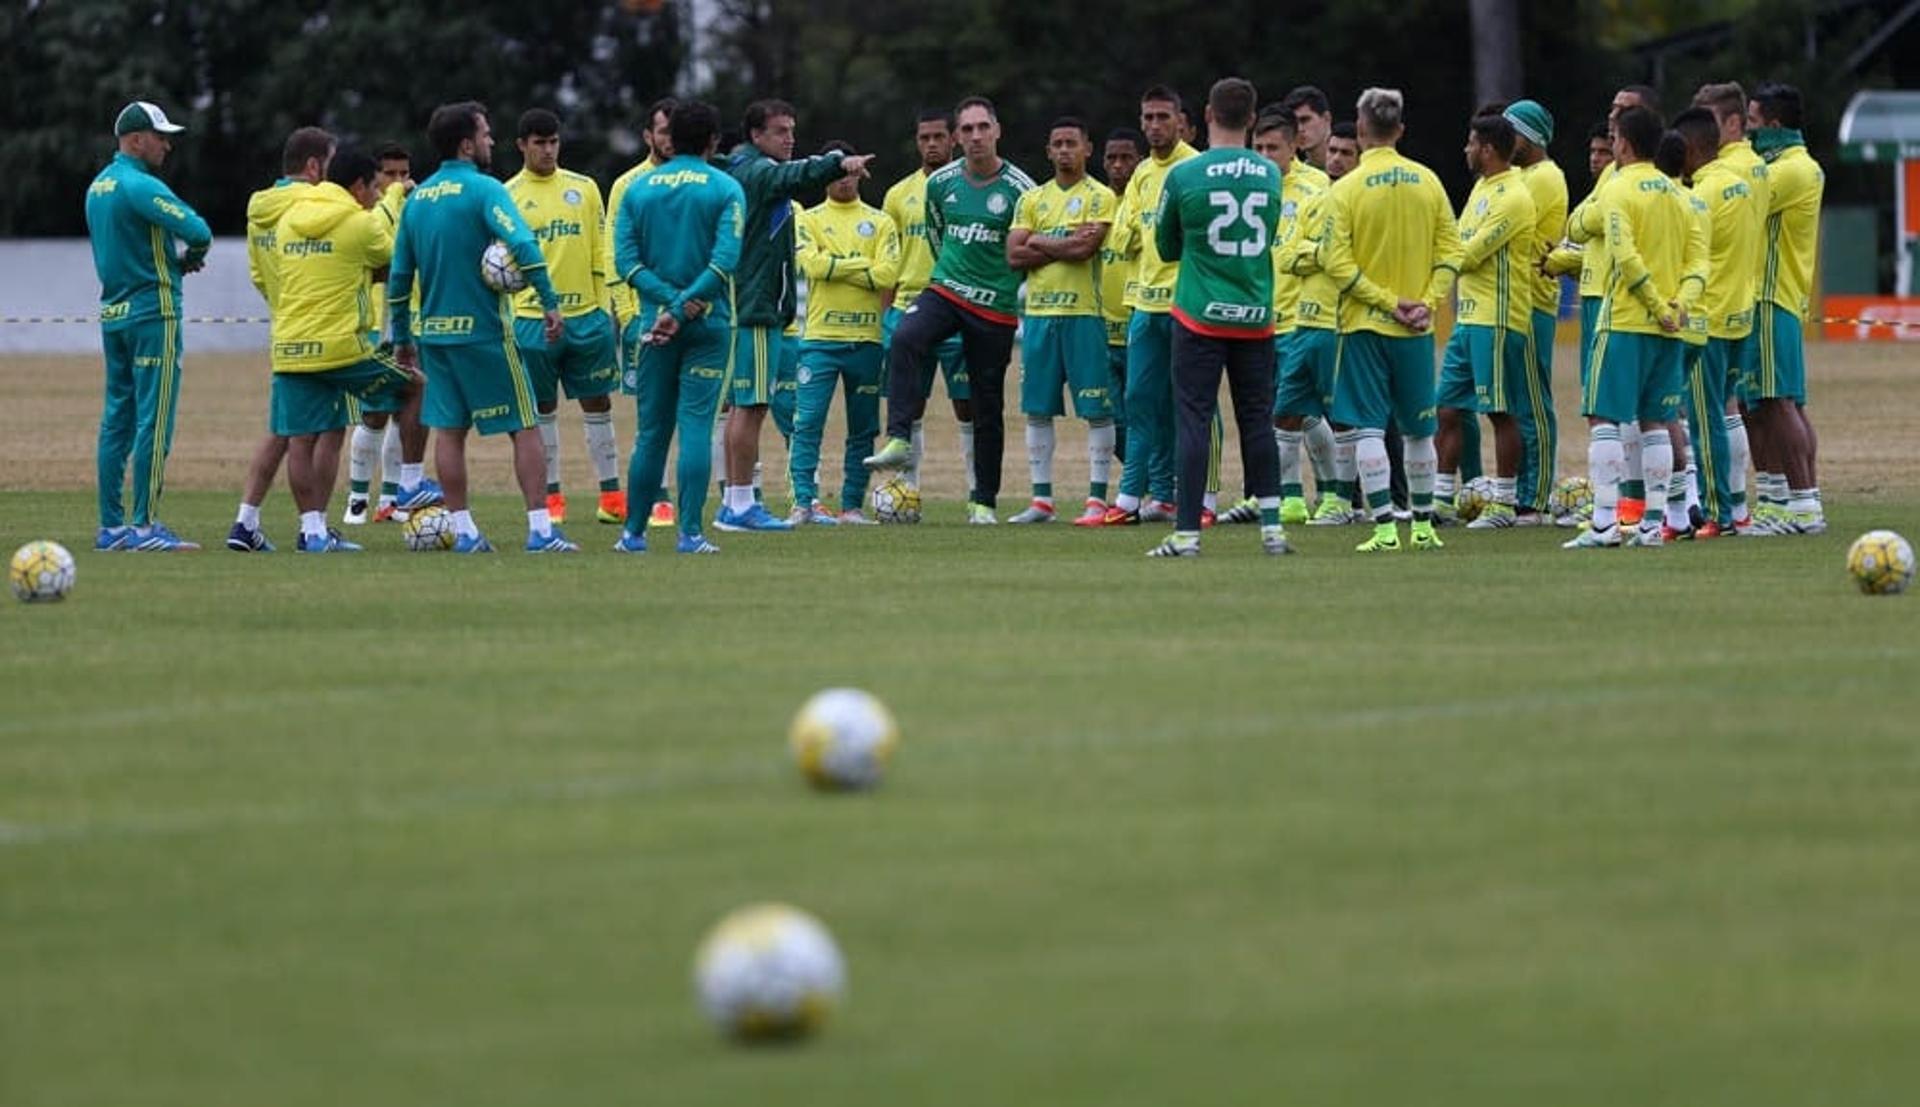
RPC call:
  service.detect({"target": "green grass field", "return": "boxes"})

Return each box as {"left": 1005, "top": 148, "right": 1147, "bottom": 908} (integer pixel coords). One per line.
{"left": 3, "top": 481, "right": 1918, "bottom": 1106}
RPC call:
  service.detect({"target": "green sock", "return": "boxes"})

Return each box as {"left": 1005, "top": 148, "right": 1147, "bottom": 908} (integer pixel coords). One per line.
{"left": 1090, "top": 481, "right": 1108, "bottom": 502}
{"left": 379, "top": 481, "right": 398, "bottom": 498}
{"left": 599, "top": 477, "right": 620, "bottom": 492}
{"left": 1034, "top": 482, "right": 1053, "bottom": 500}
{"left": 350, "top": 479, "right": 370, "bottom": 495}
{"left": 545, "top": 481, "right": 561, "bottom": 495}
{"left": 1281, "top": 481, "right": 1303, "bottom": 499}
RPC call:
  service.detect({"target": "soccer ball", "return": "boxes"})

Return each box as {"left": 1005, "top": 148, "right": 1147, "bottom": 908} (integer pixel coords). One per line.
{"left": 870, "top": 477, "right": 921, "bottom": 524}
{"left": 1549, "top": 476, "right": 1594, "bottom": 520}
{"left": 1846, "top": 530, "right": 1915, "bottom": 595}
{"left": 789, "top": 687, "right": 899, "bottom": 791}
{"left": 693, "top": 903, "right": 847, "bottom": 1042}
{"left": 479, "top": 241, "right": 526, "bottom": 293}
{"left": 403, "top": 505, "right": 456, "bottom": 550}
{"left": 9, "top": 541, "right": 74, "bottom": 603}
{"left": 1455, "top": 476, "right": 1493, "bottom": 523}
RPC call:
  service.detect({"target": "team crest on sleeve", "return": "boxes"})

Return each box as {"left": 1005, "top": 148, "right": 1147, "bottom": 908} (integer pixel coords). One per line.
{"left": 563, "top": 189, "right": 582, "bottom": 206}
{"left": 987, "top": 192, "right": 1009, "bottom": 215}
{"left": 857, "top": 220, "right": 876, "bottom": 238}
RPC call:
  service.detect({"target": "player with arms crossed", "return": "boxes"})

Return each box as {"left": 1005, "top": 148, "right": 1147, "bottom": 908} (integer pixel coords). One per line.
{"left": 1146, "top": 77, "right": 1290, "bottom": 558}
{"left": 387, "top": 100, "right": 572, "bottom": 553}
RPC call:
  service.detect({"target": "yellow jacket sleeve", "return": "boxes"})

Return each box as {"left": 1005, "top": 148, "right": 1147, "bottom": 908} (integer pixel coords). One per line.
{"left": 1678, "top": 195, "right": 1709, "bottom": 313}
{"left": 1281, "top": 195, "right": 1325, "bottom": 277}
{"left": 870, "top": 216, "right": 902, "bottom": 291}
{"left": 1568, "top": 191, "right": 1604, "bottom": 243}
{"left": 1318, "top": 189, "right": 1398, "bottom": 314}
{"left": 1423, "top": 181, "right": 1462, "bottom": 310}
{"left": 795, "top": 211, "right": 835, "bottom": 282}
{"left": 1543, "top": 243, "right": 1583, "bottom": 276}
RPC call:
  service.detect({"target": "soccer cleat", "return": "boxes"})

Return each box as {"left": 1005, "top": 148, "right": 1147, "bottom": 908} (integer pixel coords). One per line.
{"left": 396, "top": 479, "right": 445, "bottom": 511}
{"left": 863, "top": 437, "right": 913, "bottom": 471}
{"left": 612, "top": 530, "right": 649, "bottom": 554}
{"left": 837, "top": 509, "right": 880, "bottom": 526}
{"left": 373, "top": 501, "right": 401, "bottom": 523}
{"left": 1432, "top": 498, "right": 1459, "bottom": 527}
{"left": 1008, "top": 500, "right": 1056, "bottom": 524}
{"left": 1626, "top": 523, "right": 1666, "bottom": 548}
{"left": 526, "top": 526, "right": 580, "bottom": 552}
{"left": 1145, "top": 534, "right": 1200, "bottom": 558}
{"left": 1278, "top": 496, "right": 1309, "bottom": 525}
{"left": 1261, "top": 525, "right": 1295, "bottom": 556}
{"left": 676, "top": 532, "right": 721, "bottom": 554}
{"left": 1222, "top": 497, "right": 1262, "bottom": 525}
{"left": 1354, "top": 523, "right": 1401, "bottom": 553}
{"left": 1562, "top": 523, "right": 1621, "bottom": 549}
{"left": 342, "top": 497, "right": 370, "bottom": 525}
{"left": 225, "top": 522, "right": 276, "bottom": 552}
{"left": 1100, "top": 504, "right": 1141, "bottom": 526}
{"left": 128, "top": 523, "right": 200, "bottom": 551}
{"left": 1309, "top": 493, "right": 1357, "bottom": 526}
{"left": 1141, "top": 500, "right": 1176, "bottom": 523}
{"left": 597, "top": 490, "right": 628, "bottom": 524}
{"left": 1785, "top": 511, "right": 1827, "bottom": 535}
{"left": 787, "top": 502, "right": 840, "bottom": 526}
{"left": 1200, "top": 508, "right": 1218, "bottom": 529}
{"left": 1689, "top": 504, "right": 1706, "bottom": 531}
{"left": 94, "top": 525, "right": 134, "bottom": 552}
{"left": 1466, "top": 502, "right": 1517, "bottom": 530}
{"left": 1512, "top": 510, "right": 1547, "bottom": 527}
{"left": 714, "top": 503, "right": 795, "bottom": 532}
{"left": 647, "top": 500, "right": 676, "bottom": 529}
{"left": 967, "top": 502, "right": 998, "bottom": 525}
{"left": 451, "top": 533, "right": 495, "bottom": 554}
{"left": 296, "top": 532, "right": 359, "bottom": 553}
{"left": 1410, "top": 520, "right": 1444, "bottom": 549}
{"left": 1617, "top": 497, "right": 1646, "bottom": 527}
{"left": 1073, "top": 499, "right": 1108, "bottom": 526}
{"left": 545, "top": 491, "right": 567, "bottom": 525}
{"left": 1695, "top": 521, "right": 1725, "bottom": 540}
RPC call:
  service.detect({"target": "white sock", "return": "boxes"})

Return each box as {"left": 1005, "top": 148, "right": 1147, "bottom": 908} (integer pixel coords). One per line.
{"left": 451, "top": 509, "right": 478, "bottom": 538}
{"left": 1275, "top": 428, "right": 1303, "bottom": 491}
{"left": 1725, "top": 412, "right": 1749, "bottom": 517}
{"left": 537, "top": 411, "right": 560, "bottom": 490}
{"left": 381, "top": 421, "right": 402, "bottom": 489}
{"left": 583, "top": 410, "right": 619, "bottom": 486}
{"left": 1590, "top": 424, "right": 1624, "bottom": 530}
{"left": 1403, "top": 434, "right": 1436, "bottom": 513}
{"left": 1087, "top": 420, "right": 1115, "bottom": 495}
{"left": 236, "top": 502, "right": 261, "bottom": 528}
{"left": 907, "top": 419, "right": 925, "bottom": 487}
{"left": 1354, "top": 430, "right": 1392, "bottom": 521}
{"left": 1622, "top": 420, "right": 1643, "bottom": 491}
{"left": 400, "top": 462, "right": 424, "bottom": 489}
{"left": 1641, "top": 426, "right": 1673, "bottom": 526}
{"left": 349, "top": 424, "right": 377, "bottom": 487}
{"left": 1684, "top": 463, "right": 1700, "bottom": 514}
{"left": 1115, "top": 493, "right": 1141, "bottom": 512}
{"left": 1788, "top": 486, "right": 1820, "bottom": 515}
{"left": 1025, "top": 417, "right": 1054, "bottom": 501}
{"left": 957, "top": 419, "right": 976, "bottom": 500}
{"left": 1203, "top": 490, "right": 1218, "bottom": 512}
{"left": 725, "top": 485, "right": 755, "bottom": 513}
{"left": 1491, "top": 475, "right": 1516, "bottom": 506}
{"left": 1333, "top": 429, "right": 1358, "bottom": 488}
{"left": 711, "top": 430, "right": 728, "bottom": 494}
{"left": 1302, "top": 416, "right": 1336, "bottom": 488}
{"left": 300, "top": 510, "right": 327, "bottom": 541}
{"left": 1666, "top": 472, "right": 1691, "bottom": 530}
{"left": 528, "top": 507, "right": 551, "bottom": 537}
{"left": 1435, "top": 472, "right": 1457, "bottom": 503}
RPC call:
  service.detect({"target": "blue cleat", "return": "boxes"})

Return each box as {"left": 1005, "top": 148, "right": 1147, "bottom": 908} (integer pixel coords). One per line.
{"left": 676, "top": 533, "right": 721, "bottom": 554}
{"left": 226, "top": 522, "right": 276, "bottom": 552}
{"left": 395, "top": 478, "right": 445, "bottom": 511}
{"left": 451, "top": 533, "right": 495, "bottom": 554}
{"left": 713, "top": 503, "right": 794, "bottom": 533}
{"left": 128, "top": 523, "right": 200, "bottom": 551}
{"left": 526, "top": 526, "right": 580, "bottom": 553}
{"left": 94, "top": 525, "right": 134, "bottom": 551}
{"left": 296, "top": 532, "right": 360, "bottom": 553}
{"left": 612, "top": 531, "right": 649, "bottom": 554}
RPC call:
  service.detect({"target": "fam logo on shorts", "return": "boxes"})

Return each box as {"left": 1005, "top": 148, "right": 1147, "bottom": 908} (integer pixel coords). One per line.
{"left": 563, "top": 189, "right": 582, "bottom": 206}
{"left": 856, "top": 220, "right": 876, "bottom": 238}
{"left": 986, "top": 192, "right": 1009, "bottom": 215}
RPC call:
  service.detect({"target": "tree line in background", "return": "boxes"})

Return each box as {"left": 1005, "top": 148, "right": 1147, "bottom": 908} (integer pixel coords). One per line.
{"left": 0, "top": 0, "right": 1903, "bottom": 237}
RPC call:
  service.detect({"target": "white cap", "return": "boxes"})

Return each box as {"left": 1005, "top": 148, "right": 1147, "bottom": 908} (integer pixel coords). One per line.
{"left": 115, "top": 101, "right": 186, "bottom": 136}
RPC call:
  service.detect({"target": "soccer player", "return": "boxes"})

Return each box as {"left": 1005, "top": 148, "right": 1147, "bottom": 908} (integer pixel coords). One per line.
{"left": 343, "top": 140, "right": 420, "bottom": 526}
{"left": 1097, "top": 85, "right": 1198, "bottom": 526}
{"left": 720, "top": 100, "right": 874, "bottom": 532}
{"left": 227, "top": 126, "right": 330, "bottom": 552}
{"left": 1657, "top": 126, "right": 1713, "bottom": 540}
{"left": 1089, "top": 126, "right": 1145, "bottom": 481}
{"left": 611, "top": 100, "right": 745, "bottom": 555}
{"left": 1005, "top": 116, "right": 1117, "bottom": 524}
{"left": 1319, "top": 88, "right": 1461, "bottom": 553}
{"left": 881, "top": 109, "right": 975, "bottom": 498}
{"left": 1431, "top": 100, "right": 1509, "bottom": 528}
{"left": 1283, "top": 119, "right": 1365, "bottom": 526}
{"left": 1747, "top": 82, "right": 1826, "bottom": 534}
{"left": 1448, "top": 111, "right": 1536, "bottom": 530}
{"left": 1146, "top": 77, "right": 1290, "bottom": 559}
{"left": 789, "top": 142, "right": 901, "bottom": 524}
{"left": 1542, "top": 118, "right": 1619, "bottom": 526}
{"left": 1284, "top": 86, "right": 1334, "bottom": 169}
{"left": 1588, "top": 122, "right": 1615, "bottom": 179}
{"left": 1504, "top": 99, "right": 1568, "bottom": 522}
{"left": 271, "top": 149, "right": 426, "bottom": 553}
{"left": 506, "top": 109, "right": 624, "bottom": 529}
{"left": 387, "top": 100, "right": 573, "bottom": 554}
{"left": 1564, "top": 105, "right": 1707, "bottom": 550}
{"left": 86, "top": 100, "right": 210, "bottom": 552}
{"left": 1692, "top": 81, "right": 1767, "bottom": 532}
{"left": 604, "top": 98, "right": 681, "bottom": 530}
{"left": 864, "top": 96, "right": 1037, "bottom": 524}
{"left": 1325, "top": 121, "right": 1360, "bottom": 179}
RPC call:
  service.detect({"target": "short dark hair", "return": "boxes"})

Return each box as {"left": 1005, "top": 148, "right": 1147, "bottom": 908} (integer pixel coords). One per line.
{"left": 1654, "top": 130, "right": 1689, "bottom": 178}
{"left": 1105, "top": 127, "right": 1146, "bottom": 155}
{"left": 1140, "top": 84, "right": 1181, "bottom": 108}
{"left": 819, "top": 139, "right": 855, "bottom": 158}
{"left": 1253, "top": 111, "right": 1297, "bottom": 137}
{"left": 518, "top": 108, "right": 560, "bottom": 139}
{"left": 1672, "top": 107, "right": 1720, "bottom": 156}
{"left": 1329, "top": 120, "right": 1357, "bottom": 142}
{"left": 670, "top": 100, "right": 721, "bottom": 157}
{"left": 1282, "top": 86, "right": 1331, "bottom": 117}
{"left": 373, "top": 141, "right": 410, "bottom": 165}
{"left": 1208, "top": 77, "right": 1258, "bottom": 132}
{"left": 647, "top": 97, "right": 679, "bottom": 128}
{"left": 1588, "top": 121, "right": 1612, "bottom": 143}
{"left": 1618, "top": 84, "right": 1661, "bottom": 112}
{"left": 1750, "top": 81, "right": 1804, "bottom": 129}
{"left": 1049, "top": 116, "right": 1090, "bottom": 140}
{"left": 281, "top": 126, "right": 334, "bottom": 175}
{"left": 744, "top": 99, "right": 796, "bottom": 137}
{"left": 327, "top": 147, "right": 378, "bottom": 191}
{"left": 1474, "top": 101, "right": 1510, "bottom": 118}
{"left": 916, "top": 107, "right": 954, "bottom": 130}
{"left": 1469, "top": 112, "right": 1517, "bottom": 160}
{"left": 955, "top": 95, "right": 997, "bottom": 121}
{"left": 427, "top": 101, "right": 487, "bottom": 160}
{"left": 1615, "top": 105, "right": 1664, "bottom": 158}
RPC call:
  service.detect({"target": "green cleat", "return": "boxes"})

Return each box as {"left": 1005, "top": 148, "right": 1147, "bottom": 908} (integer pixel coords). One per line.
{"left": 863, "top": 437, "right": 913, "bottom": 471}
{"left": 1279, "top": 496, "right": 1310, "bottom": 525}
{"left": 1219, "top": 497, "right": 1261, "bottom": 525}
{"left": 1309, "top": 491, "right": 1354, "bottom": 525}
{"left": 1410, "top": 519, "right": 1445, "bottom": 549}
{"left": 967, "top": 502, "right": 998, "bottom": 525}
{"left": 1354, "top": 522, "right": 1401, "bottom": 552}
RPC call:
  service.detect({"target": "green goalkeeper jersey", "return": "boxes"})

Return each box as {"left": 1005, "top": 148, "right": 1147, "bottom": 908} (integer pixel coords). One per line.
{"left": 923, "top": 157, "right": 1037, "bottom": 324}
{"left": 1154, "top": 146, "right": 1283, "bottom": 338}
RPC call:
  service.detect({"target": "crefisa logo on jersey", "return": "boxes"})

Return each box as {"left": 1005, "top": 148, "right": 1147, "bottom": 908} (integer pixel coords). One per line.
{"left": 857, "top": 220, "right": 875, "bottom": 238}
{"left": 986, "top": 192, "right": 1009, "bottom": 215}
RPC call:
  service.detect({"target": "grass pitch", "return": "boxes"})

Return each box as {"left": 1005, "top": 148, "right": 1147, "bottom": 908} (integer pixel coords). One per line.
{"left": 2, "top": 344, "right": 1918, "bottom": 1105}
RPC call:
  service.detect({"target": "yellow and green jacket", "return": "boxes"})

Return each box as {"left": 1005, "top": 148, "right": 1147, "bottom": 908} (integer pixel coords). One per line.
{"left": 795, "top": 196, "right": 901, "bottom": 343}
{"left": 1454, "top": 167, "right": 1536, "bottom": 333}
{"left": 271, "top": 182, "right": 392, "bottom": 373}
{"left": 1318, "top": 146, "right": 1461, "bottom": 337}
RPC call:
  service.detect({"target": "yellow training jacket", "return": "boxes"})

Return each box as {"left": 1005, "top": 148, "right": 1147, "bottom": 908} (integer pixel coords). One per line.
{"left": 1285, "top": 187, "right": 1340, "bottom": 331}
{"left": 1319, "top": 146, "right": 1461, "bottom": 337}
{"left": 1690, "top": 154, "right": 1760, "bottom": 340}
{"left": 508, "top": 166, "right": 606, "bottom": 319}
{"left": 795, "top": 196, "right": 900, "bottom": 343}
{"left": 1270, "top": 163, "right": 1327, "bottom": 334}
{"left": 370, "top": 181, "right": 410, "bottom": 335}
{"left": 603, "top": 158, "right": 663, "bottom": 324}
{"left": 883, "top": 167, "right": 942, "bottom": 306}
{"left": 1759, "top": 143, "right": 1824, "bottom": 320}
{"left": 1565, "top": 161, "right": 1617, "bottom": 298}
{"left": 1519, "top": 158, "right": 1568, "bottom": 314}
{"left": 271, "top": 182, "right": 393, "bottom": 373}
{"left": 1013, "top": 175, "right": 1116, "bottom": 318}
{"left": 1454, "top": 168, "right": 1536, "bottom": 333}
{"left": 1593, "top": 161, "right": 1707, "bottom": 337}
{"left": 245, "top": 179, "right": 311, "bottom": 310}
{"left": 1109, "top": 140, "right": 1198, "bottom": 313}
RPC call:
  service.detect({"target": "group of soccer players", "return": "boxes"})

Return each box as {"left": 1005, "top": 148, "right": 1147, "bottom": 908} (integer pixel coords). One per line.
{"left": 85, "top": 69, "right": 1825, "bottom": 555}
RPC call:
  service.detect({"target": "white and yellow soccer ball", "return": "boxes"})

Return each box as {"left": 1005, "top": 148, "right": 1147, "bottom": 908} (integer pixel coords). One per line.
{"left": 479, "top": 241, "right": 527, "bottom": 293}
{"left": 1846, "top": 529, "right": 1915, "bottom": 595}
{"left": 9, "top": 541, "right": 75, "bottom": 603}
{"left": 1549, "top": 476, "right": 1594, "bottom": 520}
{"left": 789, "top": 687, "right": 898, "bottom": 791}
{"left": 403, "top": 505, "right": 456, "bottom": 551}
{"left": 693, "top": 903, "right": 847, "bottom": 1042}
{"left": 870, "top": 477, "right": 921, "bottom": 524}
{"left": 1456, "top": 476, "right": 1493, "bottom": 523}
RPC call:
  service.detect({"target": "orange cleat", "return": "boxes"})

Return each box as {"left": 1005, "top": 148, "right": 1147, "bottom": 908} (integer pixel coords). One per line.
{"left": 545, "top": 491, "right": 567, "bottom": 525}
{"left": 1072, "top": 498, "right": 1109, "bottom": 527}
{"left": 373, "top": 502, "right": 399, "bottom": 523}
{"left": 1201, "top": 508, "right": 1217, "bottom": 529}
{"left": 1101, "top": 504, "right": 1141, "bottom": 526}
{"left": 1618, "top": 497, "right": 1646, "bottom": 527}
{"left": 1695, "top": 521, "right": 1724, "bottom": 540}
{"left": 647, "top": 500, "right": 676, "bottom": 529}
{"left": 596, "top": 489, "right": 628, "bottom": 524}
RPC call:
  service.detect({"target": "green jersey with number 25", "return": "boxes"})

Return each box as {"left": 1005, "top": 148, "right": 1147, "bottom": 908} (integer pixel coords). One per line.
{"left": 1154, "top": 148, "right": 1283, "bottom": 338}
